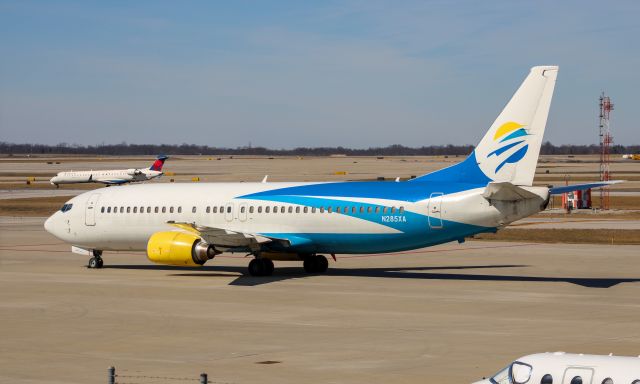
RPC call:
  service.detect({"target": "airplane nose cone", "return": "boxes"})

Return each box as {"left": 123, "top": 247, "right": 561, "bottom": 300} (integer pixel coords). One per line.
{"left": 44, "top": 215, "right": 60, "bottom": 238}
{"left": 44, "top": 215, "right": 54, "bottom": 234}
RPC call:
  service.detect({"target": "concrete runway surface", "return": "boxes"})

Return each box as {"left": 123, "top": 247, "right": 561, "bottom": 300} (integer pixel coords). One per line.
{"left": 1, "top": 217, "right": 639, "bottom": 383}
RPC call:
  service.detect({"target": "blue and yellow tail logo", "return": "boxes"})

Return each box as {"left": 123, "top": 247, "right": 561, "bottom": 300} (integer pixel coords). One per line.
{"left": 487, "top": 122, "right": 529, "bottom": 172}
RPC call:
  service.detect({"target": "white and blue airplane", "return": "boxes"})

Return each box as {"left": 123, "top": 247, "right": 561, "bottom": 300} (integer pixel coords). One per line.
{"left": 44, "top": 66, "right": 617, "bottom": 274}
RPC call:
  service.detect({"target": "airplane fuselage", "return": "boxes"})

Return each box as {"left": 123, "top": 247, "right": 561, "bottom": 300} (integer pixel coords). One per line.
{"left": 50, "top": 169, "right": 163, "bottom": 186}
{"left": 45, "top": 181, "right": 548, "bottom": 255}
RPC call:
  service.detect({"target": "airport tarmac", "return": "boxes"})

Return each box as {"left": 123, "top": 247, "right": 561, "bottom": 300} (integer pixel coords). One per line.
{"left": 0, "top": 189, "right": 87, "bottom": 200}
{"left": 1, "top": 217, "right": 640, "bottom": 383}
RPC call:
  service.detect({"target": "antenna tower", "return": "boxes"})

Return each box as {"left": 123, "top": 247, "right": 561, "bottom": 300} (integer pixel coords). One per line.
{"left": 599, "top": 92, "right": 613, "bottom": 210}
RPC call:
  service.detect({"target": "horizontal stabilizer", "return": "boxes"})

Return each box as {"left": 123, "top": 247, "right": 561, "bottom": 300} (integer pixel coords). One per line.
{"left": 483, "top": 182, "right": 541, "bottom": 201}
{"left": 549, "top": 180, "right": 624, "bottom": 195}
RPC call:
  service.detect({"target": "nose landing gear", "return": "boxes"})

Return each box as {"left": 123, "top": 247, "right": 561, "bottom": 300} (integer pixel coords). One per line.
{"left": 87, "top": 250, "right": 104, "bottom": 269}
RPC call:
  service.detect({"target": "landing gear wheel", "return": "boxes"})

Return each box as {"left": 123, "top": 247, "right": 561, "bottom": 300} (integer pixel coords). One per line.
{"left": 262, "top": 258, "right": 274, "bottom": 276}
{"left": 303, "top": 255, "right": 329, "bottom": 274}
{"left": 88, "top": 256, "right": 104, "bottom": 269}
{"left": 248, "top": 258, "right": 265, "bottom": 276}
{"left": 248, "top": 258, "right": 275, "bottom": 276}
{"left": 303, "top": 257, "right": 316, "bottom": 273}
{"left": 316, "top": 255, "right": 328, "bottom": 273}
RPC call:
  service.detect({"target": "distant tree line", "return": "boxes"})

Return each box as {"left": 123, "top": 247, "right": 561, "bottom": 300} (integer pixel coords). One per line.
{"left": 1, "top": 141, "right": 639, "bottom": 156}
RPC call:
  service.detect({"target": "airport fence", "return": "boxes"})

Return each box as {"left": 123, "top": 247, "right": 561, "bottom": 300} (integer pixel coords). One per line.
{"left": 108, "top": 367, "right": 231, "bottom": 384}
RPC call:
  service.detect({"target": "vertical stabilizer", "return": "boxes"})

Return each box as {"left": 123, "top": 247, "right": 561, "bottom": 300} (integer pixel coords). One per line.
{"left": 413, "top": 66, "right": 558, "bottom": 186}
{"left": 474, "top": 66, "right": 558, "bottom": 185}
{"left": 150, "top": 155, "right": 169, "bottom": 171}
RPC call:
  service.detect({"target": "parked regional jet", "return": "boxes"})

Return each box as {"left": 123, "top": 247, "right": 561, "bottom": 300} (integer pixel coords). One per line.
{"left": 49, "top": 155, "right": 169, "bottom": 186}
{"left": 473, "top": 352, "right": 640, "bottom": 384}
{"left": 44, "top": 66, "right": 619, "bottom": 274}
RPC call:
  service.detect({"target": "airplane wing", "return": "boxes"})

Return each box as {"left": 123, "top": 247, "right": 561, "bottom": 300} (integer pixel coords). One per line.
{"left": 166, "top": 221, "right": 290, "bottom": 251}
{"left": 94, "top": 179, "right": 128, "bottom": 185}
{"left": 548, "top": 180, "right": 623, "bottom": 195}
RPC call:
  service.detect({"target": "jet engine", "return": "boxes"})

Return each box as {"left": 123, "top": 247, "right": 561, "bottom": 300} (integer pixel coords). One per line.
{"left": 147, "top": 231, "right": 218, "bottom": 266}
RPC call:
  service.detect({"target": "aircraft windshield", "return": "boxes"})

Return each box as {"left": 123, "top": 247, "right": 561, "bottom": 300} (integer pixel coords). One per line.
{"left": 490, "top": 362, "right": 533, "bottom": 384}
{"left": 490, "top": 366, "right": 511, "bottom": 384}
{"left": 60, "top": 203, "right": 73, "bottom": 212}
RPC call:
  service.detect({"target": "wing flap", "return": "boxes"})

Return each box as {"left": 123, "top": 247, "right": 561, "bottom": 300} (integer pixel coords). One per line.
{"left": 167, "top": 221, "right": 284, "bottom": 249}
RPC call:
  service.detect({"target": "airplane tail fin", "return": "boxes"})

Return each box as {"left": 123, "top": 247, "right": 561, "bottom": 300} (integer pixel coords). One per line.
{"left": 150, "top": 155, "right": 169, "bottom": 171}
{"left": 413, "top": 66, "right": 558, "bottom": 186}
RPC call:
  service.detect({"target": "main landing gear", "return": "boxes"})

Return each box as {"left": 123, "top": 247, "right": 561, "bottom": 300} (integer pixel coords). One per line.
{"left": 246, "top": 254, "right": 330, "bottom": 276}
{"left": 248, "top": 258, "right": 274, "bottom": 277}
{"left": 88, "top": 250, "right": 104, "bottom": 269}
{"left": 303, "top": 255, "right": 329, "bottom": 274}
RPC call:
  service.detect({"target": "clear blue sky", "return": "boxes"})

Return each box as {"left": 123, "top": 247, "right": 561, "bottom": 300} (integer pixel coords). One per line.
{"left": 1, "top": 0, "right": 638, "bottom": 148}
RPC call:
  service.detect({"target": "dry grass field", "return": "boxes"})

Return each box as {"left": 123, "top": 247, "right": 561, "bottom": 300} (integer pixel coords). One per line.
{"left": 0, "top": 196, "right": 70, "bottom": 216}
{"left": 475, "top": 228, "right": 640, "bottom": 245}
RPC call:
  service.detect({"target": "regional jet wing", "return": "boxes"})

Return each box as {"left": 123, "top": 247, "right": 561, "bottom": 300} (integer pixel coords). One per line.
{"left": 166, "top": 221, "right": 288, "bottom": 250}
{"left": 93, "top": 177, "right": 128, "bottom": 185}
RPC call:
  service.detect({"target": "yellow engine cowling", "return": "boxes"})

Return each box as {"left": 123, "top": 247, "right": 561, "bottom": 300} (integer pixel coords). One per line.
{"left": 147, "top": 231, "right": 218, "bottom": 266}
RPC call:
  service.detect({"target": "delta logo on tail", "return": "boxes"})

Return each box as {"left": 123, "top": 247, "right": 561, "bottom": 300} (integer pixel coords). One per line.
{"left": 150, "top": 155, "right": 169, "bottom": 172}
{"left": 487, "top": 121, "right": 529, "bottom": 173}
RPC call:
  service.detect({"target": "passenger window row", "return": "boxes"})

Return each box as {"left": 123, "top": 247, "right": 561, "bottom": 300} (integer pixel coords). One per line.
{"left": 212, "top": 205, "right": 405, "bottom": 215}
{"left": 99, "top": 204, "right": 406, "bottom": 215}
{"left": 100, "top": 206, "right": 183, "bottom": 214}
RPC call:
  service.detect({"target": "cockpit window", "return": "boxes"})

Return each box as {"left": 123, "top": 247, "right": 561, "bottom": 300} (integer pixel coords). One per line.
{"left": 491, "top": 366, "right": 510, "bottom": 384}
{"left": 490, "top": 362, "right": 533, "bottom": 384}
{"left": 60, "top": 203, "right": 73, "bottom": 212}
{"left": 511, "top": 363, "right": 532, "bottom": 384}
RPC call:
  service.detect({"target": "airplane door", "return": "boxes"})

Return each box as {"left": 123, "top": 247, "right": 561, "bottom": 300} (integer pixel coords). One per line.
{"left": 239, "top": 203, "right": 248, "bottom": 222}
{"left": 428, "top": 192, "right": 443, "bottom": 229}
{"left": 85, "top": 193, "right": 100, "bottom": 226}
{"left": 562, "top": 368, "right": 594, "bottom": 384}
{"left": 224, "top": 202, "right": 234, "bottom": 222}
